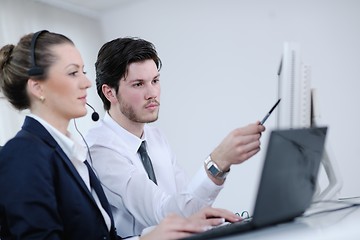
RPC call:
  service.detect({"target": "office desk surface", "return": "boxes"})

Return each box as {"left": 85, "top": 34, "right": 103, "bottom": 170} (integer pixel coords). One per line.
{"left": 217, "top": 199, "right": 360, "bottom": 240}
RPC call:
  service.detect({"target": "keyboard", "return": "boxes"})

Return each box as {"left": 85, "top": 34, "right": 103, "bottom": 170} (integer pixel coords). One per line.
{"left": 182, "top": 217, "right": 254, "bottom": 240}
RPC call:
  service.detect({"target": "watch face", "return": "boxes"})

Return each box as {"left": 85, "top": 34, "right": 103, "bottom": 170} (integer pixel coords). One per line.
{"left": 208, "top": 165, "right": 220, "bottom": 176}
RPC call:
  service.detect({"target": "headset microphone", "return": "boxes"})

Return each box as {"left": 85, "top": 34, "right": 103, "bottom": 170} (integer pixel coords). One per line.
{"left": 86, "top": 103, "right": 100, "bottom": 122}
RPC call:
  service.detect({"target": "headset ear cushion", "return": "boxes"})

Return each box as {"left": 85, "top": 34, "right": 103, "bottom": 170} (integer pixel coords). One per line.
{"left": 28, "top": 66, "right": 44, "bottom": 76}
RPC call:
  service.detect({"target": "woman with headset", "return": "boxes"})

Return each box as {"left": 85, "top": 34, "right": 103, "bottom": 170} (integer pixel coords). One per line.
{"left": 0, "top": 30, "right": 240, "bottom": 240}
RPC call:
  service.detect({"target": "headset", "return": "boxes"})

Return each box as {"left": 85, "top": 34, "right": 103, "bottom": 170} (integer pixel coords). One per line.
{"left": 28, "top": 30, "right": 49, "bottom": 76}
{"left": 27, "top": 30, "right": 99, "bottom": 121}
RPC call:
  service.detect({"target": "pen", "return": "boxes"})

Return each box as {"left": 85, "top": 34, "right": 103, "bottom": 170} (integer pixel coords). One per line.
{"left": 260, "top": 98, "right": 281, "bottom": 125}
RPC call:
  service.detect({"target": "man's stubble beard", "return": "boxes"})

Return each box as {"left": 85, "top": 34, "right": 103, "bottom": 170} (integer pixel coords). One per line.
{"left": 119, "top": 100, "right": 159, "bottom": 124}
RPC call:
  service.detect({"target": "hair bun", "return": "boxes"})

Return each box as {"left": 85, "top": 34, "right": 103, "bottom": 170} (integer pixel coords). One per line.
{"left": 0, "top": 44, "right": 15, "bottom": 70}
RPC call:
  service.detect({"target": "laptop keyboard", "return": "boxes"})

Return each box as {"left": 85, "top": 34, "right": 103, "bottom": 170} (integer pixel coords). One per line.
{"left": 182, "top": 217, "right": 253, "bottom": 240}
{"left": 214, "top": 216, "right": 252, "bottom": 229}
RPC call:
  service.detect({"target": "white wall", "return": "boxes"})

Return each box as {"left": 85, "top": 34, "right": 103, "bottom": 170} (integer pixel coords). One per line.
{"left": 0, "top": 0, "right": 105, "bottom": 145}
{"left": 100, "top": 0, "right": 360, "bottom": 213}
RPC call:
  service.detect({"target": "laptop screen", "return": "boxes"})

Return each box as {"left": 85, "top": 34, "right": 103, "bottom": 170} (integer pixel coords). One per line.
{"left": 252, "top": 127, "right": 327, "bottom": 227}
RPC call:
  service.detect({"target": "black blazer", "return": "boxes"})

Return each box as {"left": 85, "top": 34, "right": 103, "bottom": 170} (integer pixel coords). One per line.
{"left": 0, "top": 117, "right": 119, "bottom": 240}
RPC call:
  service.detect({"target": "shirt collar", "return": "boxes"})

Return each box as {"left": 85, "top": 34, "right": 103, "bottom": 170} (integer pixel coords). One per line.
{"left": 103, "top": 111, "right": 146, "bottom": 154}
{"left": 28, "top": 114, "right": 87, "bottom": 163}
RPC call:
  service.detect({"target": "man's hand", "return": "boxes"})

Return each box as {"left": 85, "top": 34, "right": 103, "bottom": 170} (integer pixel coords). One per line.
{"left": 140, "top": 207, "right": 241, "bottom": 240}
{"left": 212, "top": 122, "right": 265, "bottom": 171}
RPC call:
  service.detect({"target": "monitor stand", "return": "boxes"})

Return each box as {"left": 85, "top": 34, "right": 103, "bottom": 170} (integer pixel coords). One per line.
{"left": 311, "top": 89, "right": 342, "bottom": 201}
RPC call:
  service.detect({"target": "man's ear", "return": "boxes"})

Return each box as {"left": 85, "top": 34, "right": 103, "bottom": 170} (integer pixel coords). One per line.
{"left": 102, "top": 84, "right": 118, "bottom": 103}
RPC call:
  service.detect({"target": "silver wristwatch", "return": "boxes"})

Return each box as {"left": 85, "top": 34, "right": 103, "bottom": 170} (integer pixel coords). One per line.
{"left": 205, "top": 155, "right": 230, "bottom": 180}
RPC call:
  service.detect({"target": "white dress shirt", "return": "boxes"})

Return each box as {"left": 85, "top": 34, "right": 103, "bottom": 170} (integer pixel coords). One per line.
{"left": 85, "top": 112, "right": 224, "bottom": 237}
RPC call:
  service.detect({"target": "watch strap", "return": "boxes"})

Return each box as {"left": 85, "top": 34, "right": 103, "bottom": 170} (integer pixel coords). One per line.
{"left": 205, "top": 155, "right": 230, "bottom": 180}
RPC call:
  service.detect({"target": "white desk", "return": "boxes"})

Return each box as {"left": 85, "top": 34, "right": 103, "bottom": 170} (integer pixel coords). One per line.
{"left": 218, "top": 199, "right": 360, "bottom": 240}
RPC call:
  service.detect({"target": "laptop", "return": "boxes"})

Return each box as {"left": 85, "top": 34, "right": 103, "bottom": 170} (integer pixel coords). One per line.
{"left": 183, "top": 127, "right": 327, "bottom": 240}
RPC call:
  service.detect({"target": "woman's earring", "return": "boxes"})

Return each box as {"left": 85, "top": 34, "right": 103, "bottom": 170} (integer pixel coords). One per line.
{"left": 39, "top": 96, "right": 45, "bottom": 102}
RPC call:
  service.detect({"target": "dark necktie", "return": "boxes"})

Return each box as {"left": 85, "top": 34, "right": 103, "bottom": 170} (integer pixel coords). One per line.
{"left": 138, "top": 141, "right": 157, "bottom": 184}
{"left": 84, "top": 160, "right": 114, "bottom": 225}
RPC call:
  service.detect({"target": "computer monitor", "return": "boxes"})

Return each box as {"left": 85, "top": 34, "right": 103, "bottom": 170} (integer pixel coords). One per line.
{"left": 276, "top": 42, "right": 311, "bottom": 129}
{"left": 276, "top": 42, "right": 342, "bottom": 201}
